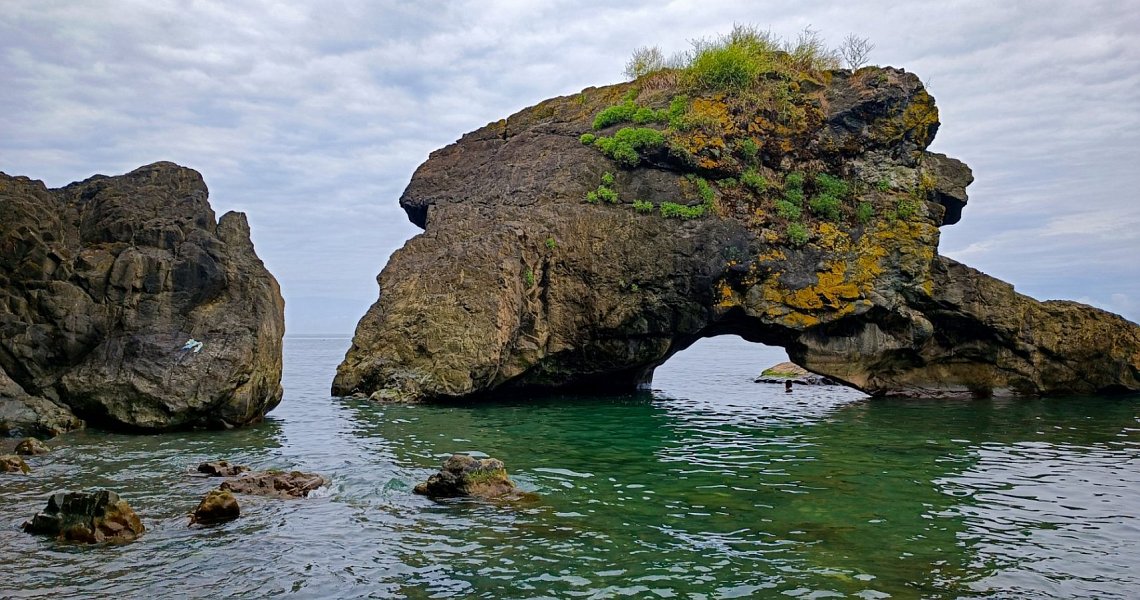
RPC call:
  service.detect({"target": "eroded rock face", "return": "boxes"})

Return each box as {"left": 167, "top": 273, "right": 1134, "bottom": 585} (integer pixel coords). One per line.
{"left": 22, "top": 490, "right": 145, "bottom": 543}
{"left": 0, "top": 162, "right": 285, "bottom": 434}
{"left": 334, "top": 67, "right": 1140, "bottom": 400}
{"left": 413, "top": 454, "right": 517, "bottom": 499}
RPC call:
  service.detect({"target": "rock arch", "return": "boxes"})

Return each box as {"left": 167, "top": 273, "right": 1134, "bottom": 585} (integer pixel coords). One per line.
{"left": 333, "top": 68, "right": 1140, "bottom": 401}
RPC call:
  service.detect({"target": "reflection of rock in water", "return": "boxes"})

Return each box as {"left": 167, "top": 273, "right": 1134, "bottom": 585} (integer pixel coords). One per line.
{"left": 755, "top": 362, "right": 838, "bottom": 386}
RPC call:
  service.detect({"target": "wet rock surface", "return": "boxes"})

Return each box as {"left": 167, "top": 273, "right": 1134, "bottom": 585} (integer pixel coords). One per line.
{"left": 754, "top": 362, "right": 837, "bottom": 386}
{"left": 22, "top": 490, "right": 145, "bottom": 543}
{"left": 14, "top": 437, "right": 50, "bottom": 455}
{"left": 0, "top": 162, "right": 285, "bottom": 435}
{"left": 190, "top": 489, "right": 240, "bottom": 525}
{"left": 2, "top": 454, "right": 31, "bottom": 473}
{"left": 334, "top": 67, "right": 1140, "bottom": 401}
{"left": 219, "top": 470, "right": 329, "bottom": 498}
{"left": 414, "top": 454, "right": 518, "bottom": 499}
{"left": 197, "top": 460, "right": 249, "bottom": 477}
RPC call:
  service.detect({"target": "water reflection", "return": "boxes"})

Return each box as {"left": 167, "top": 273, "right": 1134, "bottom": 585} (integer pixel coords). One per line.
{"left": 1, "top": 336, "right": 1137, "bottom": 599}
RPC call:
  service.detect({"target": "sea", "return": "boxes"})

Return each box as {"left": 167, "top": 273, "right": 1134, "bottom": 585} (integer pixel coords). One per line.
{"left": 2, "top": 335, "right": 1139, "bottom": 599}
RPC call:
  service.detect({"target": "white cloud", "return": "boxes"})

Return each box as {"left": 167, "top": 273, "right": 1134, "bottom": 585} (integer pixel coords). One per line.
{"left": 2, "top": 0, "right": 1139, "bottom": 330}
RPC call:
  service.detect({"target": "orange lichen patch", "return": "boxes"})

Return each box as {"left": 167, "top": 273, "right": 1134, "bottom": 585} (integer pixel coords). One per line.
{"left": 902, "top": 88, "right": 939, "bottom": 148}
{"left": 716, "top": 279, "right": 740, "bottom": 309}
{"left": 669, "top": 96, "right": 735, "bottom": 169}
{"left": 748, "top": 217, "right": 941, "bottom": 330}
{"left": 756, "top": 248, "right": 786, "bottom": 264}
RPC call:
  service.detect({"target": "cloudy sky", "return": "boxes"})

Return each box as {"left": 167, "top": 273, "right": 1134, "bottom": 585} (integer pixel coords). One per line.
{"left": 3, "top": 0, "right": 1138, "bottom": 333}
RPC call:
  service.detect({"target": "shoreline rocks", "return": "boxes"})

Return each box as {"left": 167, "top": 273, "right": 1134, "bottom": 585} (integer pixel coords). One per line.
{"left": 22, "top": 490, "right": 144, "bottom": 543}
{"left": 1, "top": 162, "right": 285, "bottom": 436}
{"left": 414, "top": 454, "right": 518, "bottom": 499}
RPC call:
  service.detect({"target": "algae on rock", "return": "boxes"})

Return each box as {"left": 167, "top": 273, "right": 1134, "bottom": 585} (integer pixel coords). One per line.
{"left": 334, "top": 61, "right": 1140, "bottom": 401}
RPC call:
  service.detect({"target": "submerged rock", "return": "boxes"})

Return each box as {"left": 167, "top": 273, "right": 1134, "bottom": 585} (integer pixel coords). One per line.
{"left": 755, "top": 362, "right": 836, "bottom": 386}
{"left": 197, "top": 460, "right": 249, "bottom": 477}
{"left": 14, "top": 437, "right": 50, "bottom": 455}
{"left": 334, "top": 64, "right": 1140, "bottom": 401}
{"left": 0, "top": 162, "right": 285, "bottom": 435}
{"left": 414, "top": 454, "right": 518, "bottom": 499}
{"left": 220, "top": 470, "right": 328, "bottom": 498}
{"left": 190, "top": 489, "right": 240, "bottom": 525}
{"left": 22, "top": 490, "right": 144, "bottom": 543}
{"left": 2, "top": 454, "right": 30, "bottom": 473}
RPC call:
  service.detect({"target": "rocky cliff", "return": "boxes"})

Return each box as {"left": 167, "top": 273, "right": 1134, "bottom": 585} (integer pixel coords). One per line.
{"left": 334, "top": 65, "right": 1140, "bottom": 401}
{"left": 0, "top": 162, "right": 284, "bottom": 436}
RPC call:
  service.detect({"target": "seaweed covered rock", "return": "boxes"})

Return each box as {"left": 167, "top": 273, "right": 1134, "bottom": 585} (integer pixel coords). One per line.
{"left": 413, "top": 454, "right": 517, "bottom": 499}
{"left": 334, "top": 58, "right": 1140, "bottom": 400}
{"left": 0, "top": 162, "right": 285, "bottom": 435}
{"left": 22, "top": 490, "right": 145, "bottom": 543}
{"left": 220, "top": 470, "right": 329, "bottom": 498}
{"left": 190, "top": 489, "right": 240, "bottom": 525}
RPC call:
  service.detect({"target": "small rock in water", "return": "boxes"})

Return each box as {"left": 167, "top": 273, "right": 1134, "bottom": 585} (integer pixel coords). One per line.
{"left": 197, "top": 460, "right": 250, "bottom": 477}
{"left": 414, "top": 454, "right": 518, "bottom": 499}
{"left": 14, "top": 437, "right": 50, "bottom": 455}
{"left": 190, "top": 489, "right": 240, "bottom": 525}
{"left": 754, "top": 361, "right": 837, "bottom": 386}
{"left": 220, "top": 470, "right": 328, "bottom": 498}
{"left": 22, "top": 490, "right": 145, "bottom": 543}
{"left": 2, "top": 454, "right": 31, "bottom": 474}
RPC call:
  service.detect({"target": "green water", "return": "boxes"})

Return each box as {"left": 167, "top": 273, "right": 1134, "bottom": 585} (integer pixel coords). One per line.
{"left": 2, "top": 336, "right": 1138, "bottom": 599}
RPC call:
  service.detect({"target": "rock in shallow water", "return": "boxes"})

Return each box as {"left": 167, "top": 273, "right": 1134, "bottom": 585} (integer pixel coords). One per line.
{"left": 0, "top": 162, "right": 285, "bottom": 435}
{"left": 14, "top": 437, "right": 50, "bottom": 455}
{"left": 22, "top": 490, "right": 144, "bottom": 543}
{"left": 414, "top": 454, "right": 518, "bottom": 499}
{"left": 333, "top": 68, "right": 1140, "bottom": 402}
{"left": 197, "top": 460, "right": 249, "bottom": 477}
{"left": 190, "top": 489, "right": 240, "bottom": 525}
{"left": 2, "top": 454, "right": 30, "bottom": 473}
{"left": 219, "top": 470, "right": 329, "bottom": 498}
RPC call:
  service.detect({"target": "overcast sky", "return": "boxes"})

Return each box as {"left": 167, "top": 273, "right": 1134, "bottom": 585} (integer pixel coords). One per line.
{"left": 2, "top": 0, "right": 1138, "bottom": 333}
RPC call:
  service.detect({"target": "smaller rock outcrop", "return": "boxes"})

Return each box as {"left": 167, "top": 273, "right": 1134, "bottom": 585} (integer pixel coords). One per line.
{"left": 1, "top": 162, "right": 285, "bottom": 435}
{"left": 414, "top": 454, "right": 518, "bottom": 499}
{"left": 197, "top": 460, "right": 249, "bottom": 477}
{"left": 219, "top": 470, "right": 328, "bottom": 498}
{"left": 22, "top": 490, "right": 145, "bottom": 543}
{"left": 754, "top": 362, "right": 837, "bottom": 386}
{"left": 14, "top": 437, "right": 50, "bottom": 455}
{"left": 190, "top": 489, "right": 240, "bottom": 525}
{"left": 2, "top": 454, "right": 30, "bottom": 473}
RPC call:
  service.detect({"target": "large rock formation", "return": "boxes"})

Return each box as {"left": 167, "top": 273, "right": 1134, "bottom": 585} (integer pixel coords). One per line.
{"left": 0, "top": 162, "right": 284, "bottom": 435}
{"left": 334, "top": 65, "right": 1140, "bottom": 400}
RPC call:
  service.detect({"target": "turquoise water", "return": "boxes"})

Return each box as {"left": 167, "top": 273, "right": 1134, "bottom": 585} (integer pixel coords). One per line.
{"left": 2, "top": 336, "right": 1138, "bottom": 599}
